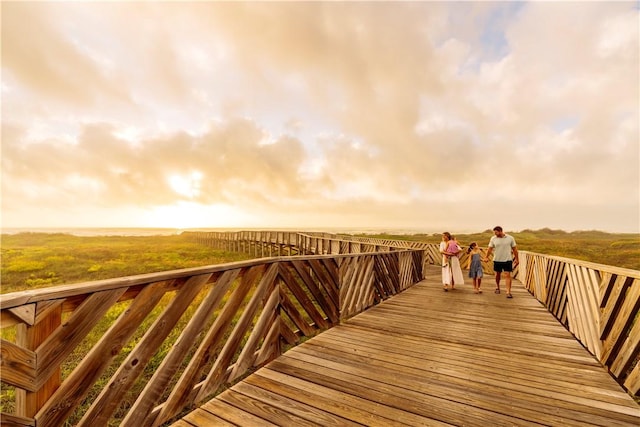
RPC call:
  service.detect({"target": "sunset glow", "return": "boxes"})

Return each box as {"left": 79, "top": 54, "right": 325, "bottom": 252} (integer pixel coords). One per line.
{"left": 2, "top": 2, "right": 638, "bottom": 232}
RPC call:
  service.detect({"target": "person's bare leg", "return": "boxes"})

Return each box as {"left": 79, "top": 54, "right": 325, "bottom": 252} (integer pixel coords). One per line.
{"left": 506, "top": 272, "right": 512, "bottom": 297}
{"left": 495, "top": 272, "right": 501, "bottom": 293}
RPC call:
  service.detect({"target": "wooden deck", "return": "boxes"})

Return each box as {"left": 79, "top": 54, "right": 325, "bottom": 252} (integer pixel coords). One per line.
{"left": 174, "top": 266, "right": 640, "bottom": 426}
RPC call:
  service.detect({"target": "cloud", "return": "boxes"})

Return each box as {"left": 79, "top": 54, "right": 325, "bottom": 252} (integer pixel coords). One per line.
{"left": 2, "top": 2, "right": 638, "bottom": 232}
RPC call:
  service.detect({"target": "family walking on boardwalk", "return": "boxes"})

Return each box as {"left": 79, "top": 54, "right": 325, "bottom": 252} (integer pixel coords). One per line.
{"left": 440, "top": 226, "right": 519, "bottom": 298}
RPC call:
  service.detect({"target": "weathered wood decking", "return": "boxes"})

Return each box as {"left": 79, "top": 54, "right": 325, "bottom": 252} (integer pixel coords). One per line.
{"left": 175, "top": 266, "right": 640, "bottom": 426}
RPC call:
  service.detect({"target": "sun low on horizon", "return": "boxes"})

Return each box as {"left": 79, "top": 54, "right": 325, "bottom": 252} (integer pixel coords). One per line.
{"left": 2, "top": 2, "right": 638, "bottom": 233}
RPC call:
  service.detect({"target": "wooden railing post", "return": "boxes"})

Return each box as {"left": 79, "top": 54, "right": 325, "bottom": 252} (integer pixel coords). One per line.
{"left": 15, "top": 304, "right": 62, "bottom": 419}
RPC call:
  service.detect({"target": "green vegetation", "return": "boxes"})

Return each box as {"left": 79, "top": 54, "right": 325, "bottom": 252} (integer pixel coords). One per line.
{"left": 1, "top": 232, "right": 255, "bottom": 425}
{"left": 355, "top": 228, "right": 640, "bottom": 271}
{"left": 1, "top": 232, "right": 253, "bottom": 294}
{"left": 3, "top": 229, "right": 636, "bottom": 295}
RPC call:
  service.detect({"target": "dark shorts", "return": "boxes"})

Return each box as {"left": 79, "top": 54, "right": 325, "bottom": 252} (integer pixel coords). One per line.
{"left": 493, "top": 261, "right": 513, "bottom": 273}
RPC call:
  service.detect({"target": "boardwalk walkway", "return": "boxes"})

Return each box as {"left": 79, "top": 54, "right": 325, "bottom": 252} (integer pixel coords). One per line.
{"left": 174, "top": 266, "right": 640, "bottom": 426}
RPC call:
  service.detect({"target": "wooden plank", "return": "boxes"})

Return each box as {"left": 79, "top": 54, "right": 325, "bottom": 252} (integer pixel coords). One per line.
{"left": 231, "top": 381, "right": 360, "bottom": 426}
{"left": 121, "top": 270, "right": 239, "bottom": 427}
{"left": 624, "top": 361, "right": 640, "bottom": 396}
{"left": 601, "top": 278, "right": 640, "bottom": 366}
{"left": 254, "top": 316, "right": 282, "bottom": 366}
{"left": 154, "top": 266, "right": 259, "bottom": 426}
{"left": 228, "top": 286, "right": 280, "bottom": 381}
{"left": 37, "top": 281, "right": 174, "bottom": 427}
{"left": 279, "top": 289, "right": 316, "bottom": 337}
{"left": 35, "top": 289, "right": 126, "bottom": 389}
{"left": 0, "top": 340, "right": 37, "bottom": 390}
{"left": 199, "top": 399, "right": 276, "bottom": 426}
{"left": 277, "top": 263, "right": 328, "bottom": 329}
{"left": 601, "top": 275, "right": 631, "bottom": 339}
{"left": 0, "top": 412, "right": 35, "bottom": 427}
{"left": 33, "top": 301, "right": 64, "bottom": 326}
{"left": 15, "top": 302, "right": 62, "bottom": 418}
{"left": 373, "top": 254, "right": 396, "bottom": 296}
{"left": 315, "top": 258, "right": 340, "bottom": 299}
{"left": 218, "top": 389, "right": 320, "bottom": 426}
{"left": 8, "top": 304, "right": 35, "bottom": 326}
{"left": 609, "top": 283, "right": 640, "bottom": 377}
{"left": 179, "top": 409, "right": 235, "bottom": 426}
{"left": 308, "top": 320, "right": 634, "bottom": 399}
{"left": 306, "top": 329, "right": 630, "bottom": 402}
{"left": 78, "top": 274, "right": 211, "bottom": 426}
{"left": 274, "top": 350, "right": 593, "bottom": 426}
{"left": 196, "top": 263, "right": 279, "bottom": 401}
{"left": 290, "top": 260, "right": 338, "bottom": 323}
{"left": 249, "top": 369, "right": 451, "bottom": 426}
{"left": 278, "top": 316, "right": 299, "bottom": 346}
{"left": 179, "top": 268, "right": 640, "bottom": 426}
{"left": 348, "top": 256, "right": 375, "bottom": 314}
{"left": 567, "top": 264, "right": 600, "bottom": 357}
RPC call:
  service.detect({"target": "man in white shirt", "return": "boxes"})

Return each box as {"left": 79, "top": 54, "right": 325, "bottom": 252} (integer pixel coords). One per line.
{"left": 484, "top": 226, "right": 519, "bottom": 298}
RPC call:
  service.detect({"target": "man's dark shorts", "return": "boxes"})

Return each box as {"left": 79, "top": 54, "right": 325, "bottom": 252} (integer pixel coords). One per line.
{"left": 493, "top": 261, "right": 513, "bottom": 273}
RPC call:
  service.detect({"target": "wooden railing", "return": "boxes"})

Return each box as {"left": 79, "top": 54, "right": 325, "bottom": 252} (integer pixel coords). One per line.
{"left": 194, "top": 231, "right": 640, "bottom": 397}
{"left": 190, "top": 230, "right": 502, "bottom": 278}
{"left": 2, "top": 231, "right": 638, "bottom": 427}
{"left": 0, "top": 234, "right": 424, "bottom": 426}
{"left": 519, "top": 252, "right": 640, "bottom": 397}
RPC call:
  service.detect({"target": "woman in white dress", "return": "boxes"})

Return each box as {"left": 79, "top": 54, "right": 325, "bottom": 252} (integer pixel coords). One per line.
{"left": 440, "top": 232, "right": 464, "bottom": 291}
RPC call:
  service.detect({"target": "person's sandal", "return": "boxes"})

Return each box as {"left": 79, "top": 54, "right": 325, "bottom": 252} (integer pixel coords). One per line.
{"left": 494, "top": 289, "right": 500, "bottom": 294}
{"left": 506, "top": 294, "right": 513, "bottom": 298}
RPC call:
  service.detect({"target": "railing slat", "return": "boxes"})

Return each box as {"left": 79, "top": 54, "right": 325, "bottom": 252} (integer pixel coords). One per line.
{"left": 77, "top": 274, "right": 211, "bottom": 427}
{"left": 228, "top": 285, "right": 280, "bottom": 381}
{"left": 195, "top": 263, "right": 279, "bottom": 402}
{"left": 278, "top": 263, "right": 329, "bottom": 330}
{"left": 624, "top": 360, "right": 640, "bottom": 395}
{"left": 290, "top": 260, "right": 339, "bottom": 323}
{"left": 609, "top": 280, "right": 640, "bottom": 378}
{"left": 0, "top": 340, "right": 37, "bottom": 391}
{"left": 602, "top": 278, "right": 640, "bottom": 369}
{"left": 37, "top": 281, "right": 173, "bottom": 426}
{"left": 122, "top": 271, "right": 236, "bottom": 427}
{"left": 151, "top": 266, "right": 251, "bottom": 426}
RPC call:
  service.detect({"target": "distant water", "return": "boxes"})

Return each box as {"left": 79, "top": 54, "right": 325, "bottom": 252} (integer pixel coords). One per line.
{"left": 1, "top": 227, "right": 445, "bottom": 237}
{"left": 1, "top": 227, "right": 184, "bottom": 237}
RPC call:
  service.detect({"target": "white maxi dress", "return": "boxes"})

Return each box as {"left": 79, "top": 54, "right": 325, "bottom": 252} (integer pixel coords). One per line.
{"left": 440, "top": 241, "right": 464, "bottom": 286}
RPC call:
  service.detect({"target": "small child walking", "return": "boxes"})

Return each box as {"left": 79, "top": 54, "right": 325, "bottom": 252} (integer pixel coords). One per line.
{"left": 466, "top": 242, "right": 484, "bottom": 294}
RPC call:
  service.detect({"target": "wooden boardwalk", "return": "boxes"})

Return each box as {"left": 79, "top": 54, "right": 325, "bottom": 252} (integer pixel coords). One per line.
{"left": 174, "top": 266, "right": 640, "bottom": 426}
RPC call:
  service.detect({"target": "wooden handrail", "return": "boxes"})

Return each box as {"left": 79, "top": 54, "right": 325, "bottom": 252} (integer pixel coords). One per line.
{"left": 0, "top": 233, "right": 424, "bottom": 426}
{"left": 519, "top": 250, "right": 640, "bottom": 397}
{"left": 192, "top": 231, "right": 640, "bottom": 397}
{"left": 2, "top": 230, "right": 638, "bottom": 426}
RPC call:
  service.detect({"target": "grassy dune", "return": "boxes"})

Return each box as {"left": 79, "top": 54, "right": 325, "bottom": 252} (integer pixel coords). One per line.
{"left": 2, "top": 229, "right": 638, "bottom": 295}
{"left": 1, "top": 232, "right": 253, "bottom": 294}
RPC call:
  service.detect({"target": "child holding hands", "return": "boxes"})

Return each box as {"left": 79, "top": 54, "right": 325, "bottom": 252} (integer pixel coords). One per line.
{"left": 466, "top": 242, "right": 484, "bottom": 294}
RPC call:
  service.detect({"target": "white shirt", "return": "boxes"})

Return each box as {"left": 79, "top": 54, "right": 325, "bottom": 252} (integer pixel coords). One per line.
{"left": 489, "top": 234, "right": 516, "bottom": 262}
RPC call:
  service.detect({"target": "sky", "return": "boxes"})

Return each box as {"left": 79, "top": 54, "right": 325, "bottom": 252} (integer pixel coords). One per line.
{"left": 1, "top": 1, "right": 639, "bottom": 234}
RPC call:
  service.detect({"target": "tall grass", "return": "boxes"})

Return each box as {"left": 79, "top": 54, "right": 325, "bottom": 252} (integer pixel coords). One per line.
{"left": 1, "top": 232, "right": 253, "bottom": 294}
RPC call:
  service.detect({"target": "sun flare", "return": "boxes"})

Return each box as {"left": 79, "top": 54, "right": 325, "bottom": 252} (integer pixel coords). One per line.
{"left": 147, "top": 202, "right": 253, "bottom": 229}
{"left": 167, "top": 171, "right": 203, "bottom": 199}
